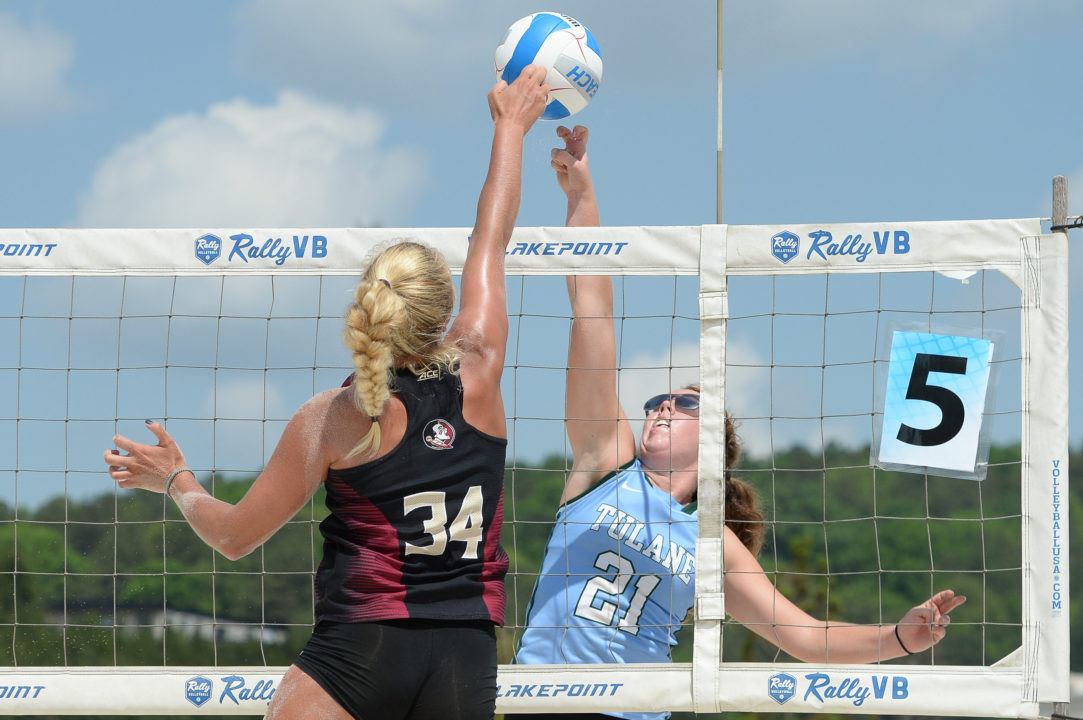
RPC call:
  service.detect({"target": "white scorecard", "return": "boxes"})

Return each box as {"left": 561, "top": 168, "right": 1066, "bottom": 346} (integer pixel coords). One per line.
{"left": 876, "top": 330, "right": 994, "bottom": 477}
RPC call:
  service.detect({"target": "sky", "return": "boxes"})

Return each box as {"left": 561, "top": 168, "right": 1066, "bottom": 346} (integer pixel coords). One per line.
{"left": 0, "top": 0, "right": 1081, "bottom": 505}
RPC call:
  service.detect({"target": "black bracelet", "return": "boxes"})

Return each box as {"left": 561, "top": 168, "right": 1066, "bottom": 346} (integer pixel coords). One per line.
{"left": 164, "top": 467, "right": 193, "bottom": 498}
{"left": 894, "top": 624, "right": 915, "bottom": 655}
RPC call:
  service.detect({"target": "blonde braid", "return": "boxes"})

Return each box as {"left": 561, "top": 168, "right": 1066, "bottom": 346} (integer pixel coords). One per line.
{"left": 341, "top": 240, "right": 459, "bottom": 460}
{"left": 343, "top": 279, "right": 406, "bottom": 458}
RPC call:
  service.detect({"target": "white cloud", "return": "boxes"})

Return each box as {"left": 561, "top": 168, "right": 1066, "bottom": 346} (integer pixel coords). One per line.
{"left": 0, "top": 12, "right": 73, "bottom": 122}
{"left": 618, "top": 341, "right": 701, "bottom": 427}
{"left": 615, "top": 341, "right": 696, "bottom": 452}
{"left": 77, "top": 91, "right": 426, "bottom": 227}
{"left": 616, "top": 338, "right": 872, "bottom": 459}
{"left": 616, "top": 339, "right": 776, "bottom": 454}
{"left": 231, "top": 1, "right": 719, "bottom": 111}
{"left": 233, "top": 0, "right": 495, "bottom": 107}
{"left": 225, "top": 0, "right": 1047, "bottom": 121}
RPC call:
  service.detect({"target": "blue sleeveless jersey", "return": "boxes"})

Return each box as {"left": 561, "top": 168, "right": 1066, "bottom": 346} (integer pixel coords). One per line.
{"left": 516, "top": 459, "right": 696, "bottom": 720}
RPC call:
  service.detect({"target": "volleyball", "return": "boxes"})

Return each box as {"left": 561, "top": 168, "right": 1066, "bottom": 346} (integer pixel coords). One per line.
{"left": 495, "top": 12, "right": 603, "bottom": 120}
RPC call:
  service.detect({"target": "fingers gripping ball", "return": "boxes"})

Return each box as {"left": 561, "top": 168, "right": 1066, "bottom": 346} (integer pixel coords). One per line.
{"left": 495, "top": 12, "right": 602, "bottom": 120}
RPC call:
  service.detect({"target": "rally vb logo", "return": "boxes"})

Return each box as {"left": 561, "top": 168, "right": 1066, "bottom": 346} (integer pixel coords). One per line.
{"left": 771, "top": 229, "right": 912, "bottom": 264}
{"left": 768, "top": 673, "right": 796, "bottom": 704}
{"left": 185, "top": 676, "right": 213, "bottom": 708}
{"left": 765, "top": 671, "right": 911, "bottom": 708}
{"left": 195, "top": 234, "right": 221, "bottom": 266}
{"left": 194, "top": 232, "right": 328, "bottom": 266}
{"left": 770, "top": 231, "right": 800, "bottom": 263}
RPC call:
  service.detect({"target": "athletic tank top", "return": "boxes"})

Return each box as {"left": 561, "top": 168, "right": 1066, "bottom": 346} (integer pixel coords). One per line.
{"left": 515, "top": 459, "right": 697, "bottom": 720}
{"left": 314, "top": 367, "right": 509, "bottom": 624}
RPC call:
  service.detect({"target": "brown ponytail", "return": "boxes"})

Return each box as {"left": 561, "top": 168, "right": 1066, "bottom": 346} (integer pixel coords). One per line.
{"left": 723, "top": 413, "right": 763, "bottom": 556}
{"left": 682, "top": 384, "right": 764, "bottom": 557}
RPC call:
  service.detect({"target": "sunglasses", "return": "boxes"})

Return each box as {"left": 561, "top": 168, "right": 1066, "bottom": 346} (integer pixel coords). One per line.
{"left": 643, "top": 393, "right": 701, "bottom": 416}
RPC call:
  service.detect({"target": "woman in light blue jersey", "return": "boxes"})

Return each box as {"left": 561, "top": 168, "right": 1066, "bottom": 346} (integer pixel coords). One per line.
{"left": 509, "top": 126, "right": 967, "bottom": 720}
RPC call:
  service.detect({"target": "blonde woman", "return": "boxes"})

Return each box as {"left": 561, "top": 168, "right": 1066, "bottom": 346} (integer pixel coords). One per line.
{"left": 103, "top": 66, "right": 550, "bottom": 720}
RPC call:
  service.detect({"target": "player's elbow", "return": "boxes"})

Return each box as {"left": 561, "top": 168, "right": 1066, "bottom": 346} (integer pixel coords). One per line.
{"left": 787, "top": 646, "right": 825, "bottom": 664}
{"left": 219, "top": 542, "right": 258, "bottom": 562}
{"left": 216, "top": 532, "right": 262, "bottom": 561}
{"left": 783, "top": 629, "right": 833, "bottom": 664}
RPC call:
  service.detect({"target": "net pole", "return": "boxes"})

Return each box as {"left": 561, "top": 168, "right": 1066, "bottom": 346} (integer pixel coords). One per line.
{"left": 1050, "top": 175, "right": 1071, "bottom": 720}
{"left": 716, "top": 0, "right": 724, "bottom": 225}
{"left": 1052, "top": 176, "right": 1067, "bottom": 230}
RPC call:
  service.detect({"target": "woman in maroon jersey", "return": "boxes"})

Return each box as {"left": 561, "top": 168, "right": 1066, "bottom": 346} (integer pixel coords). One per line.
{"left": 103, "top": 66, "right": 550, "bottom": 720}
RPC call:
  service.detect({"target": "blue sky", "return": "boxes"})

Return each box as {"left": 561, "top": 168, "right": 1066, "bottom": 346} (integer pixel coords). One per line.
{"left": 0, "top": 1, "right": 1080, "bottom": 506}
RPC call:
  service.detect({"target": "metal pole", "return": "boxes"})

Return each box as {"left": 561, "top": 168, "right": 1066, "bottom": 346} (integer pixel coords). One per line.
{"left": 1053, "top": 175, "right": 1068, "bottom": 231}
{"left": 716, "top": 0, "right": 724, "bottom": 224}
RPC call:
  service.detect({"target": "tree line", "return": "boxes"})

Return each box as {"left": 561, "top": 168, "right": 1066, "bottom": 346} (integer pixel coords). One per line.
{"left": 2, "top": 442, "right": 1078, "bottom": 720}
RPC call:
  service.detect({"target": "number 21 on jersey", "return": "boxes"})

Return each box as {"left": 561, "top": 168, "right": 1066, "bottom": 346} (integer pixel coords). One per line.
{"left": 574, "top": 551, "right": 661, "bottom": 635}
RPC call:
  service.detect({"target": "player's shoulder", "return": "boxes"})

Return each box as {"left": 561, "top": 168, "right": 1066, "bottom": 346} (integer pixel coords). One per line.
{"left": 563, "top": 458, "right": 643, "bottom": 510}
{"left": 292, "top": 387, "right": 362, "bottom": 427}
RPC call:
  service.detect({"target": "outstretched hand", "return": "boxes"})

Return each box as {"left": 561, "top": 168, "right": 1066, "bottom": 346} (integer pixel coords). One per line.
{"left": 551, "top": 125, "right": 592, "bottom": 196}
{"left": 488, "top": 65, "right": 549, "bottom": 134}
{"left": 103, "top": 421, "right": 187, "bottom": 493}
{"left": 896, "top": 589, "right": 967, "bottom": 654}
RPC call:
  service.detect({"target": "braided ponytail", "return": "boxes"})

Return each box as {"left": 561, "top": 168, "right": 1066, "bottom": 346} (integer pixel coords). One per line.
{"left": 344, "top": 279, "right": 406, "bottom": 457}
{"left": 342, "top": 241, "right": 459, "bottom": 459}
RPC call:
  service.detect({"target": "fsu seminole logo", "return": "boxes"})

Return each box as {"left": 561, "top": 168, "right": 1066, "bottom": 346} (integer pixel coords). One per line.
{"left": 422, "top": 419, "right": 455, "bottom": 450}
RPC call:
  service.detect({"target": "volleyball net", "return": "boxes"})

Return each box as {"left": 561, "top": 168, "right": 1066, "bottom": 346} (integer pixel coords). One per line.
{"left": 0, "top": 220, "right": 1068, "bottom": 716}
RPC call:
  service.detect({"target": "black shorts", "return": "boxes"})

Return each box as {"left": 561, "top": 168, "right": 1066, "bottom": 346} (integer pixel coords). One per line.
{"left": 294, "top": 619, "right": 497, "bottom": 720}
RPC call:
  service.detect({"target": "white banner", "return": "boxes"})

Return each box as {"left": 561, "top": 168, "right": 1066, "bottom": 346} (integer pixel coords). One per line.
{"left": 0, "top": 665, "right": 1034, "bottom": 716}
{"left": 0, "top": 219, "right": 1041, "bottom": 276}
{"left": 726, "top": 219, "right": 1040, "bottom": 276}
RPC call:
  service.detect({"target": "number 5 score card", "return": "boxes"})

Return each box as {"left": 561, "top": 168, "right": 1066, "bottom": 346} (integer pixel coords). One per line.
{"left": 877, "top": 331, "right": 994, "bottom": 476}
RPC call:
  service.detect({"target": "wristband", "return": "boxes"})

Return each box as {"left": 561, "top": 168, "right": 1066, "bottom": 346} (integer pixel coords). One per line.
{"left": 164, "top": 468, "right": 193, "bottom": 497}
{"left": 894, "top": 624, "right": 915, "bottom": 655}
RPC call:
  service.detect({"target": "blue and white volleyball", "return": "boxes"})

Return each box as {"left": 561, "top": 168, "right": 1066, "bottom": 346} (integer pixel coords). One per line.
{"left": 495, "top": 12, "right": 602, "bottom": 120}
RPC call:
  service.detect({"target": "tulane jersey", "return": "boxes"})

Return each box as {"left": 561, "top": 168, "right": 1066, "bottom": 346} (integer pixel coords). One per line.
{"left": 516, "top": 459, "right": 696, "bottom": 720}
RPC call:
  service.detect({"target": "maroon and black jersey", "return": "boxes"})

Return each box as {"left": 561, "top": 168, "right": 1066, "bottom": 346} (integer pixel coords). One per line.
{"left": 315, "top": 367, "right": 509, "bottom": 624}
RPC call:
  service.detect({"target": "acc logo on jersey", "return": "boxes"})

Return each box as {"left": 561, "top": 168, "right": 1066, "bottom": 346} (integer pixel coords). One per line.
{"left": 422, "top": 419, "right": 455, "bottom": 450}
{"left": 768, "top": 672, "right": 796, "bottom": 705}
{"left": 185, "top": 676, "right": 213, "bottom": 707}
{"left": 195, "top": 234, "right": 221, "bottom": 266}
{"left": 771, "top": 231, "right": 800, "bottom": 264}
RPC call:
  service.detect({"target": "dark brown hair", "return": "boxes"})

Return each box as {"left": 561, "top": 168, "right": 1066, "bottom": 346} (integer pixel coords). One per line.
{"left": 683, "top": 384, "right": 764, "bottom": 556}
{"left": 723, "top": 414, "right": 763, "bottom": 556}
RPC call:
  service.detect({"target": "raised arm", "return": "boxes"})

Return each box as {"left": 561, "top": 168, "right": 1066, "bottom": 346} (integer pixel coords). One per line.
{"left": 554, "top": 126, "right": 636, "bottom": 504}
{"left": 105, "top": 392, "right": 341, "bottom": 560}
{"left": 722, "top": 527, "right": 967, "bottom": 662}
{"left": 446, "top": 67, "right": 547, "bottom": 402}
